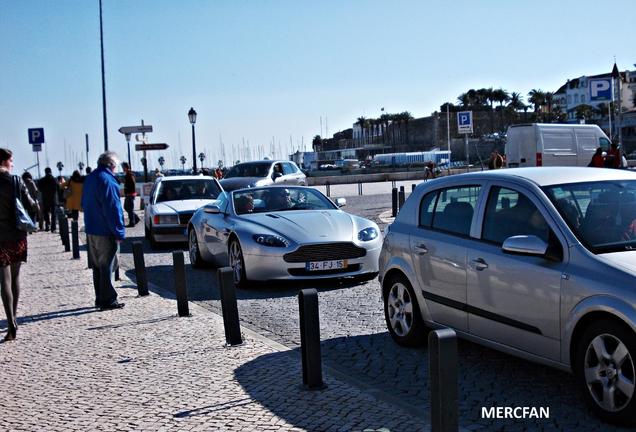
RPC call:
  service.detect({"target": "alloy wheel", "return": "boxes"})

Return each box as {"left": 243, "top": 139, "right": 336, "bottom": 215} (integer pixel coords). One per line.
{"left": 584, "top": 333, "right": 635, "bottom": 412}
{"left": 387, "top": 282, "right": 414, "bottom": 337}
{"left": 229, "top": 241, "right": 244, "bottom": 285}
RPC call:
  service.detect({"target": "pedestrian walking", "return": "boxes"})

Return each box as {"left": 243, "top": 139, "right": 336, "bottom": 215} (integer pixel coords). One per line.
{"left": 64, "top": 170, "right": 84, "bottom": 221}
{"left": 122, "top": 162, "right": 140, "bottom": 227}
{"left": 0, "top": 148, "right": 36, "bottom": 342}
{"left": 488, "top": 151, "right": 504, "bottom": 170}
{"left": 606, "top": 143, "right": 622, "bottom": 169}
{"left": 82, "top": 151, "right": 126, "bottom": 311}
{"left": 21, "top": 172, "right": 41, "bottom": 228}
{"left": 38, "top": 167, "right": 58, "bottom": 232}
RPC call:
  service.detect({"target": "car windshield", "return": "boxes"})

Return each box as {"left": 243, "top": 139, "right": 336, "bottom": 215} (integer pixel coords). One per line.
{"left": 224, "top": 162, "right": 271, "bottom": 179}
{"left": 232, "top": 187, "right": 336, "bottom": 214}
{"left": 156, "top": 179, "right": 221, "bottom": 203}
{"left": 544, "top": 180, "right": 636, "bottom": 253}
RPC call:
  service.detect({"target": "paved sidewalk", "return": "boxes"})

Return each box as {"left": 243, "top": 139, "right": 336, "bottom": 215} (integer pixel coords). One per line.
{"left": 0, "top": 232, "right": 429, "bottom": 432}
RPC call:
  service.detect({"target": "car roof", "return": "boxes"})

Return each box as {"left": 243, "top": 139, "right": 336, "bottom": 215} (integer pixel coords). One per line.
{"left": 234, "top": 160, "right": 291, "bottom": 166}
{"left": 454, "top": 167, "right": 636, "bottom": 187}
{"left": 156, "top": 175, "right": 216, "bottom": 182}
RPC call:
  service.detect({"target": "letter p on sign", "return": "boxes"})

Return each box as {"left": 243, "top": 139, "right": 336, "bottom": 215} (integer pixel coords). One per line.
{"left": 589, "top": 78, "right": 612, "bottom": 101}
{"left": 28, "top": 128, "right": 45, "bottom": 145}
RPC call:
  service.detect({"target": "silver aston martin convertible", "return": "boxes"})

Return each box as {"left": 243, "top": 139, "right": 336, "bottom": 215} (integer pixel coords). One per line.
{"left": 187, "top": 185, "right": 382, "bottom": 287}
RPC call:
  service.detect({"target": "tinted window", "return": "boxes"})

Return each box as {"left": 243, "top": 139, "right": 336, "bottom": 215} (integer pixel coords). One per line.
{"left": 482, "top": 187, "right": 549, "bottom": 244}
{"left": 156, "top": 179, "right": 221, "bottom": 202}
{"left": 418, "top": 191, "right": 437, "bottom": 227}
{"left": 431, "top": 186, "right": 480, "bottom": 236}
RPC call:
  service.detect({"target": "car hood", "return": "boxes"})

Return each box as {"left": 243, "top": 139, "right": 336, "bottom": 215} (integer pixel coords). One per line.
{"left": 153, "top": 199, "right": 213, "bottom": 214}
{"left": 244, "top": 210, "right": 359, "bottom": 242}
{"left": 600, "top": 251, "right": 636, "bottom": 274}
{"left": 220, "top": 177, "right": 264, "bottom": 191}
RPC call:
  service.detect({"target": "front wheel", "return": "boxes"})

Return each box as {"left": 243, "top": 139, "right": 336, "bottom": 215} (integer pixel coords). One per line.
{"left": 228, "top": 239, "right": 248, "bottom": 289}
{"left": 383, "top": 273, "right": 427, "bottom": 347}
{"left": 188, "top": 228, "right": 204, "bottom": 268}
{"left": 575, "top": 320, "right": 636, "bottom": 425}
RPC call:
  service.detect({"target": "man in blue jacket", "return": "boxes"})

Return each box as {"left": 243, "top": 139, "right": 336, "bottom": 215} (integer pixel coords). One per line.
{"left": 82, "top": 151, "right": 126, "bottom": 310}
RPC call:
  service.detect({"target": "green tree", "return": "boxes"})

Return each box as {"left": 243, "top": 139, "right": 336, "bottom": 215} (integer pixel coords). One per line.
{"left": 312, "top": 135, "right": 322, "bottom": 151}
{"left": 575, "top": 104, "right": 595, "bottom": 121}
{"left": 528, "top": 89, "right": 546, "bottom": 113}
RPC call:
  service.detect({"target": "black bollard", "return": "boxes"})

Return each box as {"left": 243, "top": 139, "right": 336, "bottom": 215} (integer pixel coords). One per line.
{"left": 71, "top": 220, "right": 80, "bottom": 259}
{"left": 398, "top": 186, "right": 406, "bottom": 210}
{"left": 217, "top": 267, "right": 242, "bottom": 346}
{"left": 173, "top": 251, "right": 190, "bottom": 317}
{"left": 429, "top": 328, "right": 459, "bottom": 432}
{"left": 298, "top": 288, "right": 325, "bottom": 390}
{"left": 391, "top": 187, "right": 398, "bottom": 217}
{"left": 62, "top": 217, "right": 70, "bottom": 252}
{"left": 325, "top": 182, "right": 331, "bottom": 197}
{"left": 132, "top": 241, "right": 149, "bottom": 296}
{"left": 58, "top": 213, "right": 64, "bottom": 242}
{"left": 412, "top": 183, "right": 416, "bottom": 192}
{"left": 358, "top": 182, "right": 363, "bottom": 195}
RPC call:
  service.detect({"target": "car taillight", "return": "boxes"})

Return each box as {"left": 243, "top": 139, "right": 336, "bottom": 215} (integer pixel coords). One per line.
{"left": 536, "top": 152, "right": 543, "bottom": 166}
{"left": 153, "top": 215, "right": 160, "bottom": 224}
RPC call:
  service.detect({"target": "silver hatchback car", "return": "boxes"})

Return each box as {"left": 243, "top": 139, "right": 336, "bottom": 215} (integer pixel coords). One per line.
{"left": 379, "top": 167, "right": 636, "bottom": 425}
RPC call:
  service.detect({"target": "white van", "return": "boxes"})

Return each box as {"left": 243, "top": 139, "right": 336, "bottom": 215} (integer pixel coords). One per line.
{"left": 505, "top": 123, "right": 611, "bottom": 167}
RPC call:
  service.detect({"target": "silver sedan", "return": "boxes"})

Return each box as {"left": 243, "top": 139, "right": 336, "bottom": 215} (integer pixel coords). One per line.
{"left": 187, "top": 186, "right": 382, "bottom": 287}
{"left": 379, "top": 167, "right": 636, "bottom": 425}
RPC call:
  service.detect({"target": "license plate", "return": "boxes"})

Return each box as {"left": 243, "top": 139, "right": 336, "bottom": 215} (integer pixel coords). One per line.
{"left": 305, "top": 259, "right": 348, "bottom": 271}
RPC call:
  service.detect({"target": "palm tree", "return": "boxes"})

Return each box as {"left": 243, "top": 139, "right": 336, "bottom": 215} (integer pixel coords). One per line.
{"left": 380, "top": 113, "right": 392, "bottom": 147}
{"left": 528, "top": 89, "right": 546, "bottom": 113}
{"left": 575, "top": 104, "right": 595, "bottom": 122}
{"left": 198, "top": 152, "right": 206, "bottom": 168}
{"left": 508, "top": 92, "right": 525, "bottom": 111}
{"left": 356, "top": 116, "right": 367, "bottom": 145}
{"left": 158, "top": 156, "right": 165, "bottom": 170}
{"left": 312, "top": 135, "right": 322, "bottom": 152}
{"left": 492, "top": 88, "right": 510, "bottom": 107}
{"left": 56, "top": 161, "right": 64, "bottom": 176}
{"left": 180, "top": 155, "right": 186, "bottom": 172}
{"left": 457, "top": 93, "right": 470, "bottom": 108}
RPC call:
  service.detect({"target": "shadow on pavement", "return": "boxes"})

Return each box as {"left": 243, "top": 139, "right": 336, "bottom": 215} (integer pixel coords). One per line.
{"left": 124, "top": 264, "right": 372, "bottom": 303}
{"left": 0, "top": 306, "right": 97, "bottom": 330}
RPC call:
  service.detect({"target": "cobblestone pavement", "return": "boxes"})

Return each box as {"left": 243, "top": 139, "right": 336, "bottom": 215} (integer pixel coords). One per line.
{"left": 116, "top": 188, "right": 633, "bottom": 432}
{"left": 0, "top": 232, "right": 429, "bottom": 431}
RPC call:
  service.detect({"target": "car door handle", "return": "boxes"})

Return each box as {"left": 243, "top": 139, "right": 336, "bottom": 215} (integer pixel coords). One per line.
{"left": 472, "top": 258, "right": 488, "bottom": 271}
{"left": 413, "top": 244, "right": 428, "bottom": 255}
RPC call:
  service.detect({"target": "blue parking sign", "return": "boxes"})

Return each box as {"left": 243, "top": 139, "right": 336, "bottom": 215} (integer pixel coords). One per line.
{"left": 457, "top": 111, "right": 473, "bottom": 133}
{"left": 28, "top": 128, "right": 45, "bottom": 144}
{"left": 589, "top": 78, "right": 612, "bottom": 101}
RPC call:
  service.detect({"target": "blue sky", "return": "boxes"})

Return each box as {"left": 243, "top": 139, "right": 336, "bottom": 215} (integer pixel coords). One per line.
{"left": 1, "top": 0, "right": 633, "bottom": 174}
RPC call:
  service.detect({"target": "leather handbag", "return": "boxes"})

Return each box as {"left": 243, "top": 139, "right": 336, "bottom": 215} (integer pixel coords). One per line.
{"left": 13, "top": 176, "right": 37, "bottom": 233}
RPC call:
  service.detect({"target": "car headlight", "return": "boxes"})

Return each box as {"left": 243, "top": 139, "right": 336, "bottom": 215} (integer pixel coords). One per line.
{"left": 253, "top": 234, "right": 290, "bottom": 247}
{"left": 153, "top": 214, "right": 179, "bottom": 225}
{"left": 358, "top": 227, "right": 379, "bottom": 241}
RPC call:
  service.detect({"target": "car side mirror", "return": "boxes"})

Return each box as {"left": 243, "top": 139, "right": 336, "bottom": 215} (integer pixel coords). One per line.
{"left": 502, "top": 235, "right": 548, "bottom": 257}
{"left": 203, "top": 204, "right": 222, "bottom": 214}
{"left": 272, "top": 172, "right": 283, "bottom": 181}
{"left": 335, "top": 197, "right": 346, "bottom": 207}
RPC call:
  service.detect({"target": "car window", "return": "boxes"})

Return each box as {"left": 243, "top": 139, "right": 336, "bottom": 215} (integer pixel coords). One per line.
{"left": 544, "top": 180, "right": 636, "bottom": 253}
{"left": 482, "top": 187, "right": 550, "bottom": 244}
{"left": 431, "top": 186, "right": 480, "bottom": 236}
{"left": 282, "top": 162, "right": 297, "bottom": 175}
{"left": 224, "top": 162, "right": 271, "bottom": 178}
{"left": 155, "top": 179, "right": 221, "bottom": 202}
{"left": 418, "top": 191, "right": 437, "bottom": 227}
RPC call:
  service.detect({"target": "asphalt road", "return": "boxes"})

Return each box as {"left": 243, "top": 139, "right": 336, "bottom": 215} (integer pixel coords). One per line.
{"left": 117, "top": 191, "right": 631, "bottom": 431}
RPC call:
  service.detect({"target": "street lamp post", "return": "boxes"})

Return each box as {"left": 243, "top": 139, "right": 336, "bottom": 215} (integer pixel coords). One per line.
{"left": 188, "top": 107, "right": 197, "bottom": 173}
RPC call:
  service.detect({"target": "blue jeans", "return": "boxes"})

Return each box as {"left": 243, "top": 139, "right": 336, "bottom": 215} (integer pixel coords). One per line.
{"left": 87, "top": 234, "right": 119, "bottom": 308}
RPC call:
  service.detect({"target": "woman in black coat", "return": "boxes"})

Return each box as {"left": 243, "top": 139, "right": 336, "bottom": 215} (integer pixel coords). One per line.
{"left": 0, "top": 148, "right": 36, "bottom": 342}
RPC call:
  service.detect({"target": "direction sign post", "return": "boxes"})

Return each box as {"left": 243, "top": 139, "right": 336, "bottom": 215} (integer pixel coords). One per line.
{"left": 118, "top": 125, "right": 153, "bottom": 135}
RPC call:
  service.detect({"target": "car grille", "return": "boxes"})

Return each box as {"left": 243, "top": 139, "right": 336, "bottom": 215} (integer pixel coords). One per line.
{"left": 178, "top": 212, "right": 194, "bottom": 225}
{"left": 283, "top": 242, "right": 367, "bottom": 263}
{"left": 288, "top": 264, "right": 361, "bottom": 276}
